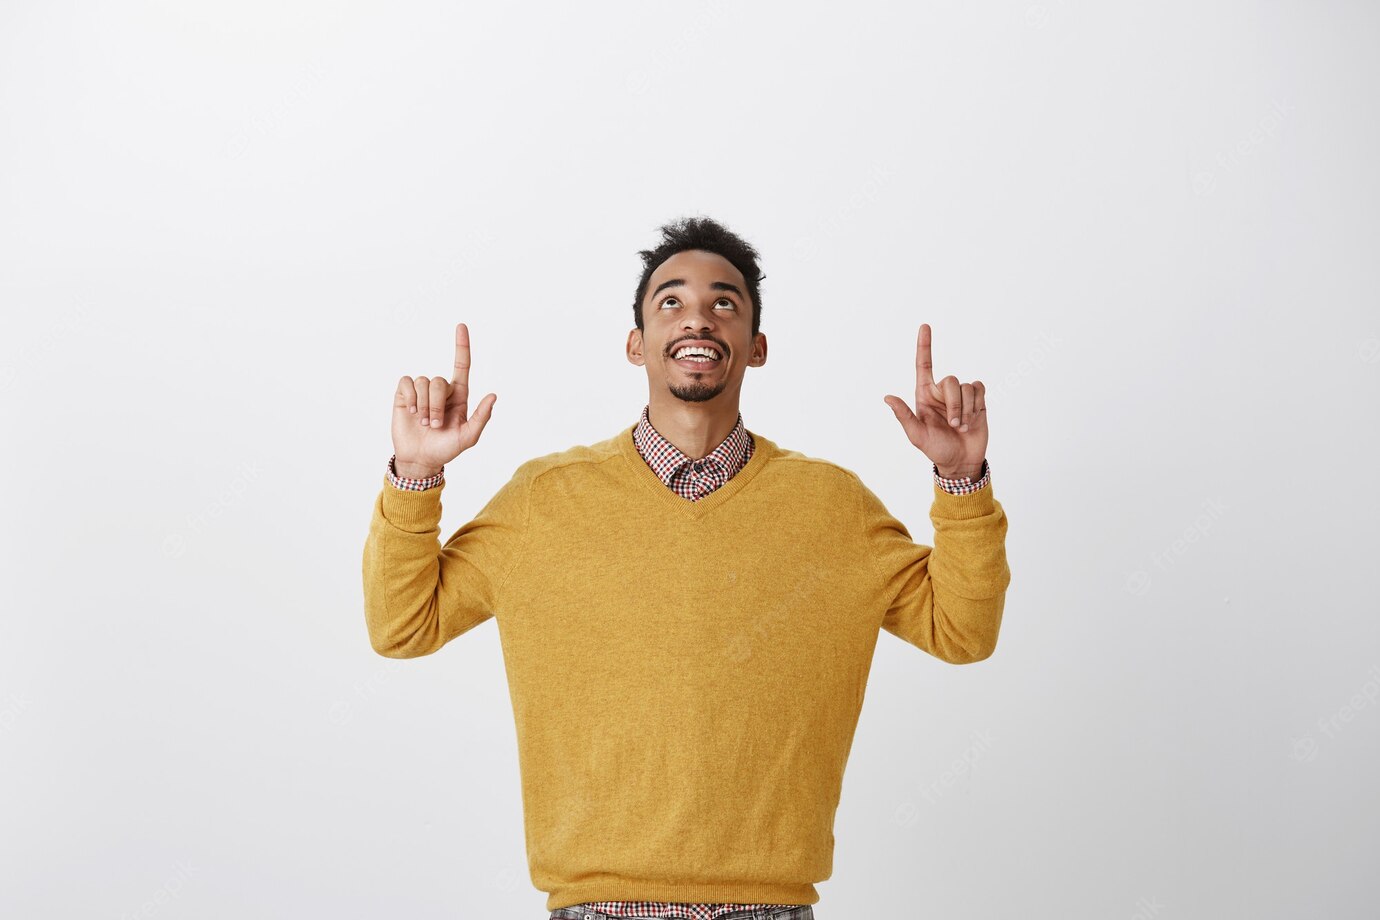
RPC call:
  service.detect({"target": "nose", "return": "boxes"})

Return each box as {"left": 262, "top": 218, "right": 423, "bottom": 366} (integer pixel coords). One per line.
{"left": 680, "top": 301, "right": 717, "bottom": 332}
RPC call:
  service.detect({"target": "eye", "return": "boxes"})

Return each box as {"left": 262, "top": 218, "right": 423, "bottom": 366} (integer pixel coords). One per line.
{"left": 659, "top": 296, "right": 737, "bottom": 310}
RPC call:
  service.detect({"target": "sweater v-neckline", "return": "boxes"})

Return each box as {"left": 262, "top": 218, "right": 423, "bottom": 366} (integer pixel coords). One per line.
{"left": 615, "top": 421, "right": 776, "bottom": 520}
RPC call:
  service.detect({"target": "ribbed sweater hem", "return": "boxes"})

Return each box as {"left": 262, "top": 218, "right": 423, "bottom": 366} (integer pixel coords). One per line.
{"left": 378, "top": 474, "right": 443, "bottom": 531}
{"left": 548, "top": 881, "right": 819, "bottom": 912}
{"left": 931, "top": 476, "right": 998, "bottom": 519}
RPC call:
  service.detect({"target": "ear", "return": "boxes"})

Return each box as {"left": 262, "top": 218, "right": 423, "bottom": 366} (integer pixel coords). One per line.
{"left": 626, "top": 327, "right": 646, "bottom": 366}
{"left": 747, "top": 331, "right": 767, "bottom": 367}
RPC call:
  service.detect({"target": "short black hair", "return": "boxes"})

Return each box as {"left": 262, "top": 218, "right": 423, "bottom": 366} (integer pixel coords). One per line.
{"left": 632, "top": 216, "right": 766, "bottom": 337}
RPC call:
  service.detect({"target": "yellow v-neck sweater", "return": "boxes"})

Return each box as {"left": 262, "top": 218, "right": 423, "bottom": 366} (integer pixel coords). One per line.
{"left": 361, "top": 423, "right": 1011, "bottom": 910}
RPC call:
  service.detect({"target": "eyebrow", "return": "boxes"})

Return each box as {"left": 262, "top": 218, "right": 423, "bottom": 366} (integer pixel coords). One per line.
{"left": 650, "top": 279, "right": 744, "bottom": 300}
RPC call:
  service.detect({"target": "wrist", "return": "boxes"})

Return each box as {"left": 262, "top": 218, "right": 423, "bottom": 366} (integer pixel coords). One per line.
{"left": 394, "top": 458, "right": 444, "bottom": 480}
{"left": 935, "top": 461, "right": 983, "bottom": 480}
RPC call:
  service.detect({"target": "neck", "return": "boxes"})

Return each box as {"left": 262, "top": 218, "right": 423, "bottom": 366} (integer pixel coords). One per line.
{"left": 645, "top": 393, "right": 742, "bottom": 460}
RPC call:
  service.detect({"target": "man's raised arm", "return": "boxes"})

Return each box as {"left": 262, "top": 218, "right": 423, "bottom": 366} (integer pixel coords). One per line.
{"left": 360, "top": 322, "right": 517, "bottom": 659}
{"left": 856, "top": 473, "right": 1010, "bottom": 664}
{"left": 875, "top": 321, "right": 1011, "bottom": 663}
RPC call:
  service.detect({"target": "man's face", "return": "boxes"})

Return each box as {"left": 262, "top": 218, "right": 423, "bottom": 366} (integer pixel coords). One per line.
{"left": 627, "top": 249, "right": 766, "bottom": 404}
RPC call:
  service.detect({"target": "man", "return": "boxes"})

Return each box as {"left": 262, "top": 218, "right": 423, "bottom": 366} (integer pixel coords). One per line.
{"left": 362, "top": 216, "right": 1010, "bottom": 919}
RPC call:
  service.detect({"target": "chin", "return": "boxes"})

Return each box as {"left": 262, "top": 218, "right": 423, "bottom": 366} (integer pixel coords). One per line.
{"left": 667, "top": 382, "right": 726, "bottom": 403}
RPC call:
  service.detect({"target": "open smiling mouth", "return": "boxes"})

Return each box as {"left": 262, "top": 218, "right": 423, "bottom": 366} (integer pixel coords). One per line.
{"left": 670, "top": 346, "right": 723, "bottom": 371}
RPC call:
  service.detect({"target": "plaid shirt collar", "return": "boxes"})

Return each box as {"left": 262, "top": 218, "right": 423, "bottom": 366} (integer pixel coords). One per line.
{"left": 631, "top": 403, "right": 754, "bottom": 496}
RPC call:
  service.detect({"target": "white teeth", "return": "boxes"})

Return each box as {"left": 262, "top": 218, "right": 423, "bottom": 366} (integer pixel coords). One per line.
{"left": 674, "top": 346, "right": 721, "bottom": 360}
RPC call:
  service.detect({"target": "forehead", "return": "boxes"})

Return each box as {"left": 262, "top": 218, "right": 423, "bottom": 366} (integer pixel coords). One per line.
{"left": 647, "top": 249, "right": 746, "bottom": 289}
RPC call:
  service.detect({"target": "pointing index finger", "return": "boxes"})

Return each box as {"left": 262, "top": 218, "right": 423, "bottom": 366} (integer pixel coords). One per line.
{"left": 915, "top": 323, "right": 936, "bottom": 393}
{"left": 453, "top": 322, "right": 471, "bottom": 393}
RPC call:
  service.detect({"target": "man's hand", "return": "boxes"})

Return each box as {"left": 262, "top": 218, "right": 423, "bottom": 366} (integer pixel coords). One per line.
{"left": 391, "top": 322, "right": 497, "bottom": 478}
{"left": 883, "top": 323, "right": 988, "bottom": 479}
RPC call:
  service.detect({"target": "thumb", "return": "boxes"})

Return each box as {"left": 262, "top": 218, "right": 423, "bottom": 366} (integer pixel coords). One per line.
{"left": 464, "top": 393, "right": 497, "bottom": 444}
{"left": 884, "top": 395, "right": 927, "bottom": 448}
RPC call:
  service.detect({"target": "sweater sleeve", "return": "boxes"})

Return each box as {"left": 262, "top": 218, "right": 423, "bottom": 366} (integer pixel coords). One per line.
{"left": 361, "top": 459, "right": 534, "bottom": 658}
{"left": 854, "top": 471, "right": 1011, "bottom": 664}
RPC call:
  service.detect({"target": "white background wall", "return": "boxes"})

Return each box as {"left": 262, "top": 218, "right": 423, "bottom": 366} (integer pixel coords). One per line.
{"left": 2, "top": 2, "right": 1377, "bottom": 918}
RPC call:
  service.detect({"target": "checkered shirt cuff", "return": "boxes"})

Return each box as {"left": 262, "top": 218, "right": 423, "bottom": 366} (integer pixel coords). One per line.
{"left": 386, "top": 454, "right": 445, "bottom": 491}
{"left": 934, "top": 458, "right": 990, "bottom": 495}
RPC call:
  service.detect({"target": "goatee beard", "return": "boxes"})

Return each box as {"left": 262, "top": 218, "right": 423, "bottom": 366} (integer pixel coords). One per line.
{"left": 668, "top": 379, "right": 726, "bottom": 403}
